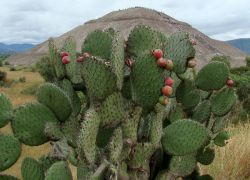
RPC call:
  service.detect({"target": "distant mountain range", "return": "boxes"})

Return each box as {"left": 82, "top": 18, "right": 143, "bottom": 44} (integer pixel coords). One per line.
{"left": 226, "top": 38, "right": 250, "bottom": 55}
{"left": 0, "top": 43, "right": 35, "bottom": 54}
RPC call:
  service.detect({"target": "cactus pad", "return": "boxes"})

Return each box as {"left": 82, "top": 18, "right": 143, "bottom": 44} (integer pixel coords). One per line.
{"left": 176, "top": 80, "right": 200, "bottom": 110}
{"left": 21, "top": 157, "right": 45, "bottom": 180}
{"left": 99, "top": 92, "right": 126, "bottom": 127}
{"left": 195, "top": 61, "right": 229, "bottom": 91}
{"left": 0, "top": 93, "right": 13, "bottom": 128}
{"left": 63, "top": 37, "right": 83, "bottom": 84}
{"left": 211, "top": 88, "right": 236, "bottom": 117}
{"left": 127, "top": 25, "right": 165, "bottom": 58}
{"left": 78, "top": 109, "right": 100, "bottom": 164}
{"left": 162, "top": 119, "right": 210, "bottom": 155}
{"left": 131, "top": 54, "right": 164, "bottom": 110}
{"left": 0, "top": 134, "right": 21, "bottom": 171}
{"left": 55, "top": 79, "right": 81, "bottom": 117}
{"left": 81, "top": 57, "right": 117, "bottom": 101}
{"left": 37, "top": 83, "right": 72, "bottom": 122}
{"left": 45, "top": 161, "right": 72, "bottom": 180}
{"left": 12, "top": 102, "right": 58, "bottom": 145}
{"left": 197, "top": 147, "right": 215, "bottom": 165}
{"left": 192, "top": 100, "right": 211, "bottom": 123}
{"left": 214, "top": 131, "right": 229, "bottom": 147}
{"left": 169, "top": 103, "right": 185, "bottom": 123}
{"left": 0, "top": 175, "right": 19, "bottom": 180}
{"left": 169, "top": 154, "right": 196, "bottom": 176}
{"left": 107, "top": 128, "right": 123, "bottom": 163}
{"left": 48, "top": 38, "right": 65, "bottom": 79}
{"left": 165, "top": 32, "right": 195, "bottom": 74}
{"left": 82, "top": 29, "right": 113, "bottom": 60}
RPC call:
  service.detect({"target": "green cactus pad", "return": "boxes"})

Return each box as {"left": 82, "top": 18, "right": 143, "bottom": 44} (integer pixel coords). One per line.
{"left": 178, "top": 68, "right": 196, "bottom": 81}
{"left": 107, "top": 128, "right": 123, "bottom": 163}
{"left": 0, "top": 175, "right": 19, "bottom": 180}
{"left": 170, "top": 73, "right": 182, "bottom": 97}
{"left": 45, "top": 161, "right": 73, "bottom": 180}
{"left": 192, "top": 100, "right": 211, "bottom": 123}
{"left": 82, "top": 29, "right": 113, "bottom": 60}
{"left": 99, "top": 92, "right": 126, "bottom": 127}
{"left": 0, "top": 93, "right": 13, "bottom": 128}
{"left": 127, "top": 25, "right": 166, "bottom": 58}
{"left": 128, "top": 143, "right": 155, "bottom": 169}
{"left": 55, "top": 79, "right": 81, "bottom": 117}
{"left": 195, "top": 61, "right": 229, "bottom": 91}
{"left": 81, "top": 57, "right": 117, "bottom": 101}
{"left": 38, "top": 155, "right": 58, "bottom": 172}
{"left": 131, "top": 54, "right": 164, "bottom": 110}
{"left": 0, "top": 134, "right": 21, "bottom": 171}
{"left": 96, "top": 127, "right": 115, "bottom": 148}
{"left": 155, "top": 171, "right": 175, "bottom": 180}
{"left": 212, "top": 117, "right": 226, "bottom": 134}
{"left": 110, "top": 33, "right": 125, "bottom": 90}
{"left": 122, "top": 106, "right": 142, "bottom": 142}
{"left": 214, "top": 131, "right": 229, "bottom": 147}
{"left": 21, "top": 157, "right": 45, "bottom": 180}
{"left": 78, "top": 109, "right": 100, "bottom": 164}
{"left": 121, "top": 76, "right": 132, "bottom": 99}
{"left": 197, "top": 147, "right": 215, "bottom": 165}
{"left": 149, "top": 109, "right": 165, "bottom": 144}
{"left": 61, "top": 116, "right": 81, "bottom": 148}
{"left": 211, "top": 88, "right": 236, "bottom": 117}
{"left": 48, "top": 38, "right": 65, "bottom": 79}
{"left": 63, "top": 37, "right": 83, "bottom": 84}
{"left": 169, "top": 154, "right": 196, "bottom": 176}
{"left": 12, "top": 102, "right": 58, "bottom": 145}
{"left": 37, "top": 83, "right": 72, "bottom": 122}
{"left": 44, "top": 122, "right": 64, "bottom": 141}
{"left": 165, "top": 32, "right": 195, "bottom": 74}
{"left": 176, "top": 80, "right": 200, "bottom": 110}
{"left": 169, "top": 103, "right": 185, "bottom": 123}
{"left": 162, "top": 119, "right": 210, "bottom": 155}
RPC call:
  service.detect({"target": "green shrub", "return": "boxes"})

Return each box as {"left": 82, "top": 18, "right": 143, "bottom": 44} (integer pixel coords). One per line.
{"left": 36, "top": 56, "right": 56, "bottom": 82}
{"left": 19, "top": 76, "right": 26, "bottom": 83}
{"left": 9, "top": 66, "right": 16, "bottom": 71}
{"left": 246, "top": 56, "right": 250, "bottom": 67}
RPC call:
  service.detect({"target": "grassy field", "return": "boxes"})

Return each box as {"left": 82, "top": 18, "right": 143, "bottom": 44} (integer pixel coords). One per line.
{"left": 0, "top": 67, "right": 249, "bottom": 179}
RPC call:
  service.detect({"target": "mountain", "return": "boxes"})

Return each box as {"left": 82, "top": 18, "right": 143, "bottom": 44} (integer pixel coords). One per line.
{"left": 227, "top": 38, "right": 250, "bottom": 55}
{"left": 7, "top": 7, "right": 246, "bottom": 69}
{"left": 0, "top": 43, "right": 35, "bottom": 54}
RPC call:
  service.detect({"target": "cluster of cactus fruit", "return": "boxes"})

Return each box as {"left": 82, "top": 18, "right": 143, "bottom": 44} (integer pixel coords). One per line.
{"left": 0, "top": 25, "right": 237, "bottom": 180}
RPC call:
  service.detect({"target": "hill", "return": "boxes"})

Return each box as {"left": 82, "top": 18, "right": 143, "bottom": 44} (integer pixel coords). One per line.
{"left": 7, "top": 7, "right": 246, "bottom": 69}
{"left": 0, "top": 43, "right": 35, "bottom": 54}
{"left": 227, "top": 38, "right": 250, "bottom": 55}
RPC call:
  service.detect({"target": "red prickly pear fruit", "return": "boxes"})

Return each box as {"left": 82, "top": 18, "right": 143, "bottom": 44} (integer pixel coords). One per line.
{"left": 152, "top": 49, "right": 163, "bottom": 59}
{"left": 60, "top": 51, "right": 69, "bottom": 58}
{"left": 76, "top": 56, "right": 84, "bottom": 63}
{"left": 226, "top": 79, "right": 234, "bottom": 87}
{"left": 191, "top": 39, "right": 197, "bottom": 45}
{"left": 159, "top": 96, "right": 168, "bottom": 105}
{"left": 62, "top": 56, "right": 70, "bottom": 64}
{"left": 83, "top": 52, "right": 90, "bottom": 58}
{"left": 162, "top": 85, "right": 173, "bottom": 96}
{"left": 157, "top": 58, "right": 167, "bottom": 67}
{"left": 188, "top": 59, "right": 197, "bottom": 68}
{"left": 165, "top": 77, "right": 174, "bottom": 87}
{"left": 165, "top": 60, "right": 174, "bottom": 71}
{"left": 125, "top": 58, "right": 133, "bottom": 68}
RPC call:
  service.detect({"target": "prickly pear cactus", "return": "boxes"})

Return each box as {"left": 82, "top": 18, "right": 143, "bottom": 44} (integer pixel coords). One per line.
{"left": 0, "top": 25, "right": 236, "bottom": 179}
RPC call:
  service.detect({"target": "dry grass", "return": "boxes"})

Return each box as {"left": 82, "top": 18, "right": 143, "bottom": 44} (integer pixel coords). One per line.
{"left": 200, "top": 122, "right": 250, "bottom": 180}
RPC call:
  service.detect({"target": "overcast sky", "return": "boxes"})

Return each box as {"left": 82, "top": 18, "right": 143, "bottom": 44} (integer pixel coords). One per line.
{"left": 0, "top": 0, "right": 249, "bottom": 44}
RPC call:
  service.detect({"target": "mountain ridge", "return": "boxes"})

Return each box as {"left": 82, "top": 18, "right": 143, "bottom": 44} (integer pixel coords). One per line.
{"left": 0, "top": 43, "right": 35, "bottom": 54}
{"left": 226, "top": 38, "right": 250, "bottom": 55}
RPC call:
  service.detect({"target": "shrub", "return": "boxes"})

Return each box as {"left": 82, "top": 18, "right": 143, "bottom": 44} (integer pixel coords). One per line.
{"left": 36, "top": 56, "right": 56, "bottom": 82}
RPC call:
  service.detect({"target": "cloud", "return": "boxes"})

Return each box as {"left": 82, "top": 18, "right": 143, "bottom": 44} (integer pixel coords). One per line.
{"left": 0, "top": 0, "right": 249, "bottom": 44}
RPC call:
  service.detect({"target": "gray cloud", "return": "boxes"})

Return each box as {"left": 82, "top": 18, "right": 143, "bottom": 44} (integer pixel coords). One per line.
{"left": 0, "top": 0, "right": 249, "bottom": 44}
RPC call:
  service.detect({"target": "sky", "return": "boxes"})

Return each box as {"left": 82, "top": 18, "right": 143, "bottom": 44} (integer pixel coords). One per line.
{"left": 0, "top": 0, "right": 249, "bottom": 44}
